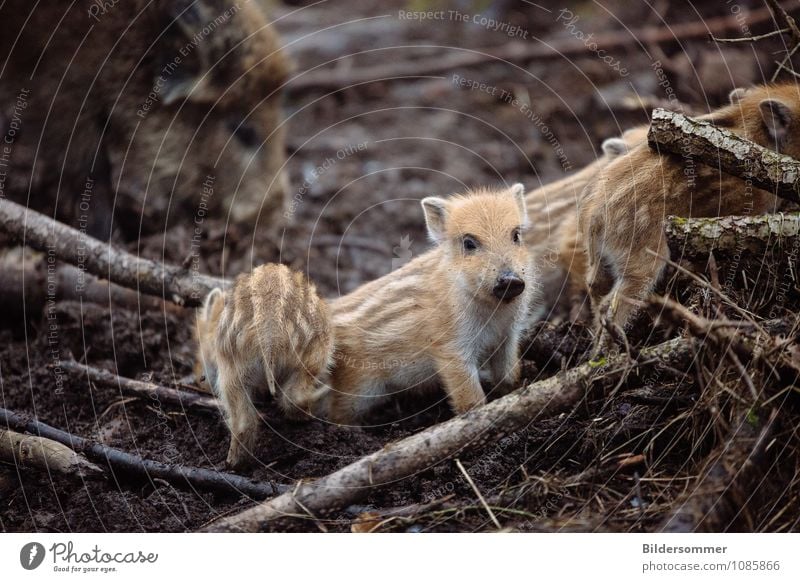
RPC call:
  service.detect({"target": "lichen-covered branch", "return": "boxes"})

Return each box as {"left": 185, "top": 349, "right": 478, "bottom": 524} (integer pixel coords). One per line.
{"left": 0, "top": 198, "right": 226, "bottom": 307}
{"left": 648, "top": 108, "right": 800, "bottom": 205}
{"left": 666, "top": 212, "right": 800, "bottom": 259}
{"left": 0, "top": 429, "right": 103, "bottom": 479}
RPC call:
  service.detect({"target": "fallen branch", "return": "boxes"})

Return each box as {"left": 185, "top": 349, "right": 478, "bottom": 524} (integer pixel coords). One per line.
{"left": 286, "top": 3, "right": 795, "bottom": 94}
{"left": 0, "top": 429, "right": 103, "bottom": 479}
{"left": 59, "top": 360, "right": 222, "bottom": 416}
{"left": 648, "top": 108, "right": 800, "bottom": 205}
{"left": 0, "top": 198, "right": 225, "bottom": 307}
{"left": 666, "top": 212, "right": 800, "bottom": 259}
{"left": 0, "top": 408, "right": 289, "bottom": 499}
{"left": 202, "top": 337, "right": 697, "bottom": 532}
{"left": 0, "top": 247, "right": 175, "bottom": 315}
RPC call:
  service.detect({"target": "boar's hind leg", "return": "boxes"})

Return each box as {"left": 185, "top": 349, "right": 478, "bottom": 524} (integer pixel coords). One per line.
{"left": 276, "top": 370, "right": 328, "bottom": 421}
{"left": 592, "top": 242, "right": 666, "bottom": 354}
{"left": 216, "top": 360, "right": 261, "bottom": 470}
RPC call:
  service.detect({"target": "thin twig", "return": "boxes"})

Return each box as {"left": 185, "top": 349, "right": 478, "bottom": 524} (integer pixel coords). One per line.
{"left": 711, "top": 27, "right": 789, "bottom": 43}
{"left": 0, "top": 407, "right": 290, "bottom": 499}
{"left": 455, "top": 458, "right": 501, "bottom": 530}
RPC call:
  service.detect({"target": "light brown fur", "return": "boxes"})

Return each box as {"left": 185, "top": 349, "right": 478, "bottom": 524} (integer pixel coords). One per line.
{"left": 524, "top": 126, "right": 649, "bottom": 323}
{"left": 578, "top": 83, "right": 800, "bottom": 345}
{"left": 195, "top": 265, "right": 333, "bottom": 469}
{"left": 326, "top": 185, "right": 533, "bottom": 424}
{"left": 0, "top": 0, "right": 289, "bottom": 238}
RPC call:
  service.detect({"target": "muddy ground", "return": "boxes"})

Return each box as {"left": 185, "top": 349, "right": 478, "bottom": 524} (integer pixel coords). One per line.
{"left": 2, "top": 0, "right": 799, "bottom": 532}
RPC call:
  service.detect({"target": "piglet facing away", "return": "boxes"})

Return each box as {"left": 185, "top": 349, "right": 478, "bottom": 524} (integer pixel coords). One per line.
{"left": 524, "top": 125, "right": 649, "bottom": 324}
{"left": 579, "top": 83, "right": 800, "bottom": 350}
{"left": 327, "top": 184, "right": 534, "bottom": 424}
{"left": 195, "top": 265, "right": 333, "bottom": 469}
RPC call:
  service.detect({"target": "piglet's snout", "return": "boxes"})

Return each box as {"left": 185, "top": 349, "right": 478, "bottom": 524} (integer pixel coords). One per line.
{"left": 493, "top": 272, "right": 525, "bottom": 301}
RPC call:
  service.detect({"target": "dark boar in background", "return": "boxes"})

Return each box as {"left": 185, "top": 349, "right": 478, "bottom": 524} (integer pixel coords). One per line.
{"left": 0, "top": 0, "right": 289, "bottom": 239}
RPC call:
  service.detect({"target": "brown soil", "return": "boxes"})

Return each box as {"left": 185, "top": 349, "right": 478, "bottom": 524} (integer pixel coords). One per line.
{"left": 2, "top": 0, "right": 799, "bottom": 532}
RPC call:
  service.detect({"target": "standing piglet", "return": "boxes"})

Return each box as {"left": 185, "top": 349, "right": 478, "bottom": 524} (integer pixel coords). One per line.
{"left": 195, "top": 265, "right": 333, "bottom": 469}
{"left": 328, "top": 184, "right": 533, "bottom": 424}
{"left": 579, "top": 83, "right": 800, "bottom": 348}
{"left": 524, "top": 126, "right": 648, "bottom": 324}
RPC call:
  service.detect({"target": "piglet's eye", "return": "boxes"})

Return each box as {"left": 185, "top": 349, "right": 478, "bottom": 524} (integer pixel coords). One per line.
{"left": 463, "top": 236, "right": 478, "bottom": 252}
{"left": 512, "top": 228, "right": 522, "bottom": 244}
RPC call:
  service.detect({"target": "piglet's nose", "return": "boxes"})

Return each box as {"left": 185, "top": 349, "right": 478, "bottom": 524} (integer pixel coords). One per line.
{"left": 493, "top": 273, "right": 525, "bottom": 301}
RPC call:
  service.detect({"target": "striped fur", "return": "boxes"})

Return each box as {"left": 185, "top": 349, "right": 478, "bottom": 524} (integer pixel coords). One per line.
{"left": 524, "top": 125, "right": 649, "bottom": 324}
{"left": 326, "top": 185, "right": 534, "bottom": 424}
{"left": 579, "top": 83, "right": 800, "bottom": 347}
{"left": 194, "top": 264, "right": 333, "bottom": 469}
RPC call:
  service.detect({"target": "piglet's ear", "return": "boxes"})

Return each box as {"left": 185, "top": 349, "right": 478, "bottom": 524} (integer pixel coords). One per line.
{"left": 760, "top": 99, "right": 793, "bottom": 149}
{"left": 421, "top": 197, "right": 449, "bottom": 244}
{"left": 601, "top": 137, "right": 627, "bottom": 158}
{"left": 728, "top": 87, "right": 748, "bottom": 104}
{"left": 509, "top": 183, "right": 528, "bottom": 225}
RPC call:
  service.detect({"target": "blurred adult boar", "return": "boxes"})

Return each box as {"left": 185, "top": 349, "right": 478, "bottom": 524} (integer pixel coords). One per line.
{"left": 0, "top": 0, "right": 289, "bottom": 239}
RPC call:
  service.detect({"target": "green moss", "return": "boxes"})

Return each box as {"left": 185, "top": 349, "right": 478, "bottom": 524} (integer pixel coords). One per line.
{"left": 746, "top": 408, "right": 760, "bottom": 428}
{"left": 588, "top": 356, "right": 608, "bottom": 368}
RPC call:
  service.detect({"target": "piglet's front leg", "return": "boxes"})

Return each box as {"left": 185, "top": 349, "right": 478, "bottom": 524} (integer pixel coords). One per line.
{"left": 436, "top": 357, "right": 485, "bottom": 414}
{"left": 487, "top": 335, "right": 521, "bottom": 391}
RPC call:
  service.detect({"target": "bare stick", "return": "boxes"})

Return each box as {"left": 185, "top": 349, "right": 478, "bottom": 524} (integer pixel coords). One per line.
{"left": 648, "top": 108, "right": 800, "bottom": 205}
{"left": 643, "top": 296, "right": 800, "bottom": 382}
{"left": 455, "top": 458, "right": 501, "bottom": 530}
{"left": 0, "top": 408, "right": 290, "bottom": 499}
{"left": 0, "top": 198, "right": 226, "bottom": 307}
{"left": 203, "top": 337, "right": 697, "bottom": 532}
{"left": 767, "top": 0, "right": 800, "bottom": 81}
{"left": 712, "top": 27, "right": 789, "bottom": 43}
{"left": 0, "top": 248, "right": 176, "bottom": 313}
{"left": 59, "top": 360, "right": 222, "bottom": 416}
{"left": 287, "top": 3, "right": 795, "bottom": 94}
{"left": 0, "top": 429, "right": 103, "bottom": 479}
{"left": 767, "top": 0, "right": 800, "bottom": 40}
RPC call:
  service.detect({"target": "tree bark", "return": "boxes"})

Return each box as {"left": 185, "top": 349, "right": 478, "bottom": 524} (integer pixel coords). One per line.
{"left": 0, "top": 408, "right": 289, "bottom": 499}
{"left": 648, "top": 108, "right": 800, "bottom": 205}
{"left": 203, "top": 337, "right": 695, "bottom": 532}
{"left": 0, "top": 429, "right": 103, "bottom": 479}
{"left": 0, "top": 198, "right": 226, "bottom": 307}
{"left": 666, "top": 212, "right": 800, "bottom": 259}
